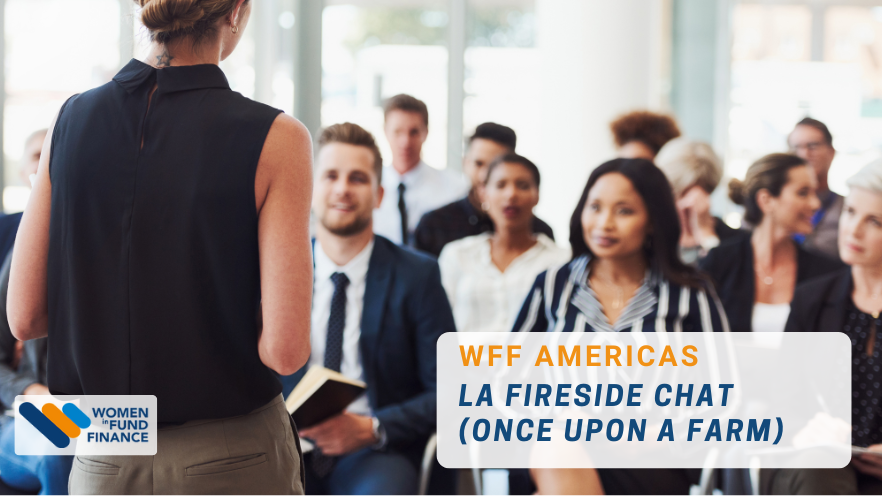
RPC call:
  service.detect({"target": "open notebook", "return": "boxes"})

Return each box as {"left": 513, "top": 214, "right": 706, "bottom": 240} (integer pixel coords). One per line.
{"left": 285, "top": 366, "right": 367, "bottom": 429}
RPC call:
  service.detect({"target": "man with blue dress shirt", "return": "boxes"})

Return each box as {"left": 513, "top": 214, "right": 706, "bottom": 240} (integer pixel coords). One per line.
{"left": 280, "top": 122, "right": 455, "bottom": 494}
{"left": 372, "top": 94, "right": 468, "bottom": 246}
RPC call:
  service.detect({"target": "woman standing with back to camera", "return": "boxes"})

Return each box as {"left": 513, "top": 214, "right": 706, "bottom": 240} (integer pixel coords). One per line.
{"left": 6, "top": 0, "right": 313, "bottom": 494}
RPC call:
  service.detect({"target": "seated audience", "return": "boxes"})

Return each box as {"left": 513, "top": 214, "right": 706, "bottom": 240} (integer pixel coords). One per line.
{"left": 655, "top": 138, "right": 744, "bottom": 264}
{"left": 788, "top": 117, "right": 842, "bottom": 259}
{"left": 610, "top": 111, "right": 680, "bottom": 161}
{"left": 514, "top": 158, "right": 728, "bottom": 495}
{"left": 372, "top": 94, "right": 468, "bottom": 245}
{"left": 701, "top": 153, "right": 844, "bottom": 333}
{"left": 0, "top": 129, "right": 66, "bottom": 495}
{"left": 415, "top": 123, "right": 554, "bottom": 257}
{"left": 279, "top": 123, "right": 455, "bottom": 495}
{"left": 771, "top": 160, "right": 882, "bottom": 494}
{"left": 0, "top": 250, "right": 72, "bottom": 495}
{"left": 439, "top": 153, "right": 568, "bottom": 333}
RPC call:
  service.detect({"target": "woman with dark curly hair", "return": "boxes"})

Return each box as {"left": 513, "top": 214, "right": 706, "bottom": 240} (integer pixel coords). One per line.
{"left": 610, "top": 111, "right": 681, "bottom": 160}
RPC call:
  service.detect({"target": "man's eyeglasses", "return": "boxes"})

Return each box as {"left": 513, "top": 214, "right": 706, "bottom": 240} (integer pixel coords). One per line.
{"left": 790, "top": 141, "right": 829, "bottom": 153}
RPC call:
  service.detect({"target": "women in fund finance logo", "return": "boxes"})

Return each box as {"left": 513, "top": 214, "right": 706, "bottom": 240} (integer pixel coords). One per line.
{"left": 18, "top": 401, "right": 91, "bottom": 448}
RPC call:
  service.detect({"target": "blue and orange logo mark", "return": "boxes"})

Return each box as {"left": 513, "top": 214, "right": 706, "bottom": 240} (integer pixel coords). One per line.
{"left": 19, "top": 402, "right": 91, "bottom": 448}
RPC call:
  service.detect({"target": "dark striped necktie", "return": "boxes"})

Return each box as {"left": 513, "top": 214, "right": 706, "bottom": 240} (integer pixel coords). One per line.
{"left": 398, "top": 183, "right": 408, "bottom": 245}
{"left": 312, "top": 271, "right": 349, "bottom": 477}
{"left": 323, "top": 272, "right": 349, "bottom": 372}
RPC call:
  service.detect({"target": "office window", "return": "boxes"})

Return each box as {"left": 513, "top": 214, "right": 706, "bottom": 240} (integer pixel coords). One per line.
{"left": 463, "top": 0, "right": 539, "bottom": 162}
{"left": 727, "top": 3, "right": 882, "bottom": 196}
{"left": 727, "top": 4, "right": 813, "bottom": 185}
{"left": 4, "top": 0, "right": 121, "bottom": 212}
{"left": 822, "top": 6, "right": 882, "bottom": 192}
{"left": 732, "top": 5, "right": 812, "bottom": 62}
{"left": 322, "top": 0, "right": 449, "bottom": 170}
{"left": 826, "top": 6, "right": 882, "bottom": 112}
{"left": 263, "top": 0, "right": 298, "bottom": 114}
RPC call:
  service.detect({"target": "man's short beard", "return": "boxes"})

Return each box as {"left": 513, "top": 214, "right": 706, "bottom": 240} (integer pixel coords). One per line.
{"left": 321, "top": 214, "right": 372, "bottom": 237}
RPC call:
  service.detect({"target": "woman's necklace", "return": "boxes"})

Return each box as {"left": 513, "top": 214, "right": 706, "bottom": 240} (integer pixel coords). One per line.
{"left": 755, "top": 263, "right": 774, "bottom": 286}
{"left": 870, "top": 292, "right": 880, "bottom": 320}
{"left": 592, "top": 274, "right": 638, "bottom": 310}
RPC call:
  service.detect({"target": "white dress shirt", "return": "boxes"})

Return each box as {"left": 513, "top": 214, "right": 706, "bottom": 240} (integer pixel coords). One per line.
{"left": 310, "top": 238, "right": 375, "bottom": 416}
{"left": 373, "top": 161, "right": 469, "bottom": 244}
{"left": 751, "top": 302, "right": 791, "bottom": 333}
{"left": 439, "top": 233, "right": 571, "bottom": 333}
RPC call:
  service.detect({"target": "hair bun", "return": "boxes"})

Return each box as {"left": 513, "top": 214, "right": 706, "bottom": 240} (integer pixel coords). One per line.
{"left": 140, "top": 0, "right": 205, "bottom": 35}
{"left": 728, "top": 178, "right": 746, "bottom": 205}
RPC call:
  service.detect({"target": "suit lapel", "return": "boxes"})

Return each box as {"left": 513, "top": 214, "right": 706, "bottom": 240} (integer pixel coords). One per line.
{"left": 737, "top": 236, "right": 756, "bottom": 329}
{"left": 360, "top": 237, "right": 393, "bottom": 404}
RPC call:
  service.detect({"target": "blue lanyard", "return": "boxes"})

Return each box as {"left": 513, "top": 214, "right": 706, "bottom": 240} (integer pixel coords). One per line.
{"left": 794, "top": 192, "right": 837, "bottom": 244}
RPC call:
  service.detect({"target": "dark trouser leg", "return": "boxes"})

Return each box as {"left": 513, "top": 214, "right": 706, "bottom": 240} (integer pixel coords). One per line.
{"left": 324, "top": 448, "right": 419, "bottom": 495}
{"left": 761, "top": 467, "right": 859, "bottom": 495}
{"left": 857, "top": 469, "right": 882, "bottom": 495}
{"left": 303, "top": 453, "right": 329, "bottom": 495}
{"left": 597, "top": 469, "right": 693, "bottom": 495}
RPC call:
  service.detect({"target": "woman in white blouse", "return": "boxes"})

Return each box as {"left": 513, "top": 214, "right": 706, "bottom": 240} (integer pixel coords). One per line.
{"left": 439, "top": 153, "right": 569, "bottom": 333}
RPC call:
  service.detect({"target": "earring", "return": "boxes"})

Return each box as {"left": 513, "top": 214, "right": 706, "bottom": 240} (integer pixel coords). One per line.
{"left": 232, "top": 25, "right": 239, "bottom": 34}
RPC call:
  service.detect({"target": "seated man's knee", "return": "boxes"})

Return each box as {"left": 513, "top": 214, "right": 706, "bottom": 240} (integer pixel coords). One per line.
{"left": 330, "top": 450, "right": 418, "bottom": 495}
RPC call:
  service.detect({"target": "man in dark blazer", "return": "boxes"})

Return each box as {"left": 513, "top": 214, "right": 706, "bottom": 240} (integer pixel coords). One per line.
{"left": 414, "top": 122, "right": 554, "bottom": 257}
{"left": 279, "top": 123, "right": 455, "bottom": 495}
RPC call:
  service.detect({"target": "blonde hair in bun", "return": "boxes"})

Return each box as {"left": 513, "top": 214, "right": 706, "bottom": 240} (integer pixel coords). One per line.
{"left": 136, "top": 0, "right": 247, "bottom": 44}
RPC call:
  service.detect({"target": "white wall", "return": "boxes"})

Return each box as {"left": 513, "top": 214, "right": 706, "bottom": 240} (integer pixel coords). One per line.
{"left": 534, "top": 0, "right": 668, "bottom": 243}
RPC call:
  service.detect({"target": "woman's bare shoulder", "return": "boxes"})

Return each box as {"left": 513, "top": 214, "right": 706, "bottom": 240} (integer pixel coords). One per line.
{"left": 258, "top": 114, "right": 312, "bottom": 175}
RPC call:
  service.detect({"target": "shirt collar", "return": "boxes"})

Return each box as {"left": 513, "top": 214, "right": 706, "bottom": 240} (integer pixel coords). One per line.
{"left": 314, "top": 238, "right": 375, "bottom": 285}
{"left": 477, "top": 233, "right": 559, "bottom": 269}
{"left": 570, "top": 254, "right": 661, "bottom": 332}
{"left": 572, "top": 253, "right": 661, "bottom": 290}
{"left": 534, "top": 233, "right": 560, "bottom": 252}
{"left": 387, "top": 161, "right": 427, "bottom": 187}
{"left": 476, "top": 233, "right": 494, "bottom": 266}
{"left": 113, "top": 58, "right": 230, "bottom": 95}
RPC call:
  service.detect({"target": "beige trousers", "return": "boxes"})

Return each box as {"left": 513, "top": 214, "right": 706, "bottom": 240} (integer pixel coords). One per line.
{"left": 69, "top": 394, "right": 304, "bottom": 495}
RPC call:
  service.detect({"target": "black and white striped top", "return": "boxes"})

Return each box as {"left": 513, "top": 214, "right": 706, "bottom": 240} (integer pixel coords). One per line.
{"left": 512, "top": 255, "right": 730, "bottom": 333}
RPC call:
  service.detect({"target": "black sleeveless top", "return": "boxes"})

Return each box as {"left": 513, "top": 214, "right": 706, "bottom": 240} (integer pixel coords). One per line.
{"left": 47, "top": 59, "right": 284, "bottom": 422}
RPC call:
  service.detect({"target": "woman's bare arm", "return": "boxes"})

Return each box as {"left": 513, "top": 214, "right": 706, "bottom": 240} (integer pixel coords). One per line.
{"left": 254, "top": 113, "right": 313, "bottom": 376}
{"left": 7, "top": 114, "right": 56, "bottom": 341}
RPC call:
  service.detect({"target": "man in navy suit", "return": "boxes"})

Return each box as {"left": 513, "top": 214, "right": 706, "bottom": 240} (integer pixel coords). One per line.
{"left": 280, "top": 122, "right": 455, "bottom": 495}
